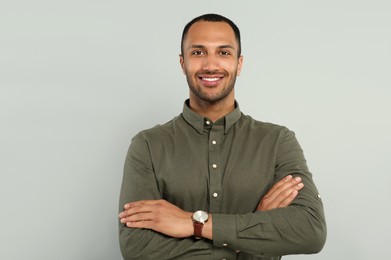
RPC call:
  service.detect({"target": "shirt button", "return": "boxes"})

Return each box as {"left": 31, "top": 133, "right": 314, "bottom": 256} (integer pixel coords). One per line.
{"left": 212, "top": 140, "right": 217, "bottom": 145}
{"left": 213, "top": 192, "right": 218, "bottom": 198}
{"left": 212, "top": 164, "right": 217, "bottom": 168}
{"left": 222, "top": 243, "right": 228, "bottom": 247}
{"left": 205, "top": 120, "right": 211, "bottom": 125}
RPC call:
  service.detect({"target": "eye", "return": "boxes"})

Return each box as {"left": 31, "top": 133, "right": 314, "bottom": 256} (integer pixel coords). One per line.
{"left": 219, "top": 50, "right": 231, "bottom": 56}
{"left": 191, "top": 50, "right": 205, "bottom": 56}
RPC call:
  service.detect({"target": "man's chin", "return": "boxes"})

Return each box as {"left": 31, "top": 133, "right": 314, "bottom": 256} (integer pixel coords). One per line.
{"left": 198, "top": 92, "right": 230, "bottom": 103}
{"left": 189, "top": 84, "right": 233, "bottom": 104}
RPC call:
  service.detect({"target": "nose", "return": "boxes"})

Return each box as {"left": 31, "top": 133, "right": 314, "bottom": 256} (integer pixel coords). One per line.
{"left": 202, "top": 54, "right": 220, "bottom": 71}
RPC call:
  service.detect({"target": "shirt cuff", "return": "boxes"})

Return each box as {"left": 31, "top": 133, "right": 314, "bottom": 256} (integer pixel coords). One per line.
{"left": 212, "top": 213, "right": 238, "bottom": 249}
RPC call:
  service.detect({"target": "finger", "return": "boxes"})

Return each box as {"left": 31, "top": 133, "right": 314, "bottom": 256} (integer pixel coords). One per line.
{"left": 278, "top": 190, "right": 299, "bottom": 208}
{"left": 119, "top": 203, "right": 156, "bottom": 220}
{"left": 263, "top": 175, "right": 293, "bottom": 197}
{"left": 265, "top": 176, "right": 302, "bottom": 202}
{"left": 126, "top": 219, "right": 154, "bottom": 229}
{"left": 124, "top": 200, "right": 149, "bottom": 209}
{"left": 120, "top": 207, "right": 158, "bottom": 224}
{"left": 274, "top": 182, "right": 304, "bottom": 207}
{"left": 275, "top": 181, "right": 304, "bottom": 200}
{"left": 124, "top": 199, "right": 167, "bottom": 210}
{"left": 259, "top": 178, "right": 303, "bottom": 210}
{"left": 120, "top": 212, "right": 154, "bottom": 224}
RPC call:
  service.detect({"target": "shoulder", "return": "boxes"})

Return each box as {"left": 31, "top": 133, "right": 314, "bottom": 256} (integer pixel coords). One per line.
{"left": 132, "top": 115, "right": 181, "bottom": 142}
{"left": 238, "top": 114, "right": 299, "bottom": 148}
{"left": 239, "top": 113, "right": 291, "bottom": 134}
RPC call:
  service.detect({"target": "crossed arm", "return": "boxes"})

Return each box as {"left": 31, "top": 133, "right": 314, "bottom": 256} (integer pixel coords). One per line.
{"left": 119, "top": 129, "right": 326, "bottom": 258}
{"left": 118, "top": 174, "right": 304, "bottom": 240}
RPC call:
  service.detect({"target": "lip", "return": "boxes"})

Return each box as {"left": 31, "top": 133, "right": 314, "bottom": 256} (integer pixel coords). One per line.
{"left": 197, "top": 74, "right": 225, "bottom": 87}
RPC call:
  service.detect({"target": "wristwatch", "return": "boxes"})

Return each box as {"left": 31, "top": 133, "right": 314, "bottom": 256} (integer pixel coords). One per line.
{"left": 192, "top": 210, "right": 209, "bottom": 239}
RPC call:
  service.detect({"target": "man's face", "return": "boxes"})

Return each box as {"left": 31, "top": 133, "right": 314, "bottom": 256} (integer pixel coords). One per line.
{"left": 180, "top": 21, "right": 243, "bottom": 104}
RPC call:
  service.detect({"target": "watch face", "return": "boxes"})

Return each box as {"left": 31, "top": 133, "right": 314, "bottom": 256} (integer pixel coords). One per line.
{"left": 193, "top": 210, "right": 208, "bottom": 223}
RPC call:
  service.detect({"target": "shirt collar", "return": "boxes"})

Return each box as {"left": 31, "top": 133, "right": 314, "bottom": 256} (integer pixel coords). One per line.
{"left": 182, "top": 99, "right": 242, "bottom": 134}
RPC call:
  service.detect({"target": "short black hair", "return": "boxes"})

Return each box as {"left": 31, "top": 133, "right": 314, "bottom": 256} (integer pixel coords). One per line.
{"left": 181, "top": 13, "right": 241, "bottom": 57}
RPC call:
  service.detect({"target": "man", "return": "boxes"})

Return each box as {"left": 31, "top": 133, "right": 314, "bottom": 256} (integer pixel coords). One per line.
{"left": 118, "top": 13, "right": 326, "bottom": 259}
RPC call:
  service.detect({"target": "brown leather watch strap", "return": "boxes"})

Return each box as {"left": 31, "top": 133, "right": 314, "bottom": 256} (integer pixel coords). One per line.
{"left": 193, "top": 221, "right": 203, "bottom": 239}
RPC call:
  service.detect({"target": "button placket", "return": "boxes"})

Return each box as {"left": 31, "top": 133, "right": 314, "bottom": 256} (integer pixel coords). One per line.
{"left": 208, "top": 124, "right": 222, "bottom": 212}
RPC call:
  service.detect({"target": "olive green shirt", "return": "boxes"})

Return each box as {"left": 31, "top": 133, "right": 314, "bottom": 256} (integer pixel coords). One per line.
{"left": 119, "top": 100, "right": 326, "bottom": 260}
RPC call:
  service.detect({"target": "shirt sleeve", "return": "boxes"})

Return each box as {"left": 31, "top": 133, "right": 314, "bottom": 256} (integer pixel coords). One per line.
{"left": 118, "top": 133, "right": 211, "bottom": 260}
{"left": 212, "top": 128, "right": 327, "bottom": 257}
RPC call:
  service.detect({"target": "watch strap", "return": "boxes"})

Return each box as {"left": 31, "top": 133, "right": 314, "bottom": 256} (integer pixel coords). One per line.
{"left": 193, "top": 221, "right": 203, "bottom": 239}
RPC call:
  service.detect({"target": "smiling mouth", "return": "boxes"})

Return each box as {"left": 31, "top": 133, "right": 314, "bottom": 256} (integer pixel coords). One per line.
{"left": 196, "top": 71, "right": 226, "bottom": 86}
{"left": 198, "top": 76, "right": 223, "bottom": 87}
{"left": 201, "top": 77, "right": 221, "bottom": 82}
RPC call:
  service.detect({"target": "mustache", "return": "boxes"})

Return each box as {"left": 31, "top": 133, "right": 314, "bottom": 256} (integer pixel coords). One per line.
{"left": 196, "top": 70, "right": 227, "bottom": 76}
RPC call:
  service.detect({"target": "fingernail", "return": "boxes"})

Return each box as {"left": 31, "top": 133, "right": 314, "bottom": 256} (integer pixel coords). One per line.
{"left": 294, "top": 177, "right": 301, "bottom": 182}
{"left": 298, "top": 183, "right": 304, "bottom": 188}
{"left": 285, "top": 175, "right": 293, "bottom": 180}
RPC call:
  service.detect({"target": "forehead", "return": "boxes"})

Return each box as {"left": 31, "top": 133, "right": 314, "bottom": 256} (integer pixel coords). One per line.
{"left": 184, "top": 21, "right": 237, "bottom": 49}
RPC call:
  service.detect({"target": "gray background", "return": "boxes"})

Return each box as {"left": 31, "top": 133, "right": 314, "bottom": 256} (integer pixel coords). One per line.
{"left": 1, "top": 0, "right": 390, "bottom": 259}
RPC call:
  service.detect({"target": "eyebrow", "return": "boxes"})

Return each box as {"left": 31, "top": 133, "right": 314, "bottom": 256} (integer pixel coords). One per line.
{"left": 189, "top": 44, "right": 235, "bottom": 50}
{"left": 218, "top": 45, "right": 235, "bottom": 50}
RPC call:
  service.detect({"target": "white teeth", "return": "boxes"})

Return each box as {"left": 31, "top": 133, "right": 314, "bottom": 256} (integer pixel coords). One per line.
{"left": 202, "top": 77, "right": 220, "bottom": 81}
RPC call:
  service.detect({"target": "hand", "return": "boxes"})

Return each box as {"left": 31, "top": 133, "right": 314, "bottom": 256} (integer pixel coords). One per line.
{"left": 256, "top": 175, "right": 304, "bottom": 211}
{"left": 119, "top": 199, "right": 193, "bottom": 238}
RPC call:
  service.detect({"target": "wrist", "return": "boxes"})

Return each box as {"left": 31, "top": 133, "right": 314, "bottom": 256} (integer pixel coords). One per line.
{"left": 191, "top": 211, "right": 213, "bottom": 240}
{"left": 202, "top": 214, "right": 213, "bottom": 240}
{"left": 192, "top": 210, "right": 209, "bottom": 239}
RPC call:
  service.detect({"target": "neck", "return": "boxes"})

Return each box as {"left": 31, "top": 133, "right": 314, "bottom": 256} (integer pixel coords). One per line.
{"left": 189, "top": 97, "right": 235, "bottom": 122}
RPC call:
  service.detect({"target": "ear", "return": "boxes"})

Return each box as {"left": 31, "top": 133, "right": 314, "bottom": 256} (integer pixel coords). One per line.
{"left": 236, "top": 55, "right": 243, "bottom": 76}
{"left": 179, "top": 54, "right": 186, "bottom": 74}
{"left": 236, "top": 55, "right": 244, "bottom": 76}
